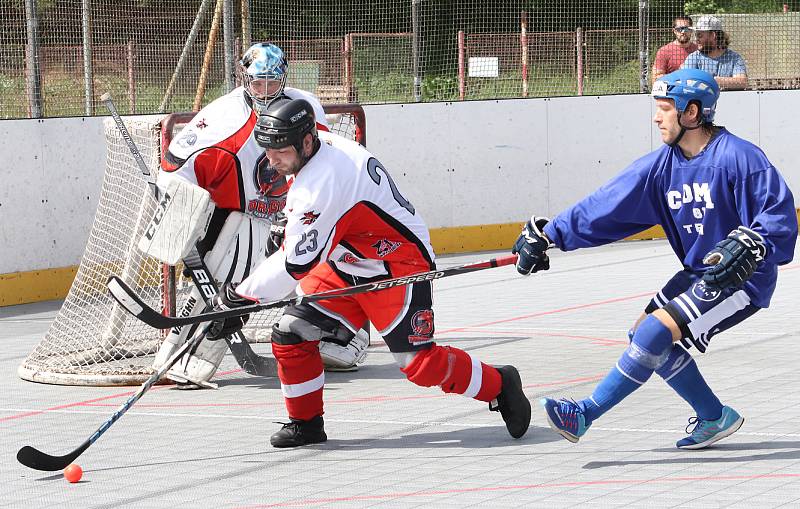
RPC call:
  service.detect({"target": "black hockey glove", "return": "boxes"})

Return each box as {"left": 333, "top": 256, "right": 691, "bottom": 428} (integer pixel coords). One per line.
{"left": 266, "top": 211, "right": 287, "bottom": 257}
{"left": 701, "top": 226, "right": 766, "bottom": 290}
{"left": 512, "top": 216, "right": 554, "bottom": 276}
{"left": 206, "top": 283, "right": 256, "bottom": 340}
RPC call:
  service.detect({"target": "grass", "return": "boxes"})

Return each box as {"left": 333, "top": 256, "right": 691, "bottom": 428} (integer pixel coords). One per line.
{"left": 1, "top": 60, "right": 649, "bottom": 118}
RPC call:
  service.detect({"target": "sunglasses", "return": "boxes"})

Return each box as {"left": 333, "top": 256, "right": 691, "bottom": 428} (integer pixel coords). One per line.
{"left": 673, "top": 26, "right": 692, "bottom": 33}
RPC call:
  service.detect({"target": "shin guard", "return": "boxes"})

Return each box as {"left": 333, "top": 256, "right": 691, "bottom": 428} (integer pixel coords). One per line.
{"left": 271, "top": 340, "right": 325, "bottom": 421}
{"left": 401, "top": 345, "right": 501, "bottom": 402}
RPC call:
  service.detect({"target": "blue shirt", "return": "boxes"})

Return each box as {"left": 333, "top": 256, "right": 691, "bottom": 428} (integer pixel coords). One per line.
{"left": 681, "top": 49, "right": 747, "bottom": 77}
{"left": 544, "top": 129, "right": 797, "bottom": 308}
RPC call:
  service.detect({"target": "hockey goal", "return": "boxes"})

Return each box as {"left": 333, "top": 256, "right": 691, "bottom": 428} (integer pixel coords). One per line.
{"left": 18, "top": 104, "right": 367, "bottom": 386}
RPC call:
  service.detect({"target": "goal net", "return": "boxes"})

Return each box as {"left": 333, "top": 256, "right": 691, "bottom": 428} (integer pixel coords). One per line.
{"left": 18, "top": 104, "right": 366, "bottom": 386}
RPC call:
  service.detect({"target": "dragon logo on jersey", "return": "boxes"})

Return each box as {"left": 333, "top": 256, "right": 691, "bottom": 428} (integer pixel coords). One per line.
{"left": 409, "top": 309, "right": 435, "bottom": 344}
{"left": 691, "top": 280, "right": 721, "bottom": 302}
{"left": 248, "top": 152, "right": 288, "bottom": 218}
{"left": 195, "top": 118, "right": 208, "bottom": 129}
{"left": 372, "top": 239, "right": 401, "bottom": 258}
{"left": 337, "top": 252, "right": 361, "bottom": 264}
{"left": 301, "top": 211, "right": 320, "bottom": 225}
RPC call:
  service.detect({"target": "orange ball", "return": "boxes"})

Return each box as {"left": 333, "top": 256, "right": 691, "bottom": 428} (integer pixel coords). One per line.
{"left": 63, "top": 464, "right": 83, "bottom": 483}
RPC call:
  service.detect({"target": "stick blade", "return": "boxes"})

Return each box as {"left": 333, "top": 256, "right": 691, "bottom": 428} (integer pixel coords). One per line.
{"left": 107, "top": 276, "right": 173, "bottom": 329}
{"left": 17, "top": 445, "right": 82, "bottom": 471}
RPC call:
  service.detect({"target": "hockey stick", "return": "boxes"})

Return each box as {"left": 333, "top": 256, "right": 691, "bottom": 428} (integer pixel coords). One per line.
{"left": 109, "top": 254, "right": 519, "bottom": 330}
{"left": 17, "top": 326, "right": 211, "bottom": 471}
{"left": 101, "top": 92, "right": 275, "bottom": 377}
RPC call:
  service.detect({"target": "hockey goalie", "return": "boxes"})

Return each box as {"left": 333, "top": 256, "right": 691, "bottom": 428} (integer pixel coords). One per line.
{"left": 142, "top": 42, "right": 368, "bottom": 388}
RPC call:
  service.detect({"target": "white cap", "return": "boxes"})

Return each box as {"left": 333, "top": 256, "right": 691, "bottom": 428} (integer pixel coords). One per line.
{"left": 692, "top": 15, "right": 723, "bottom": 32}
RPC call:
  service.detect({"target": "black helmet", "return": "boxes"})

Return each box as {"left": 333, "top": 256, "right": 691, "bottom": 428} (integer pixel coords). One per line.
{"left": 254, "top": 97, "right": 317, "bottom": 152}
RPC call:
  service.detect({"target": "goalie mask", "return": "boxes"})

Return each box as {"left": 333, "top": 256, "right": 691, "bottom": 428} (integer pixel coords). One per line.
{"left": 238, "top": 43, "right": 288, "bottom": 114}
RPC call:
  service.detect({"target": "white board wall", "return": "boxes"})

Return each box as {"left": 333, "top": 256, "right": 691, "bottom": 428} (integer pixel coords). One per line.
{"left": 1, "top": 90, "right": 798, "bottom": 274}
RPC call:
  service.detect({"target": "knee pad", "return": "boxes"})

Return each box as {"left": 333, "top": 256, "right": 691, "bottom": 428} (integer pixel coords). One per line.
{"left": 277, "top": 311, "right": 367, "bottom": 370}
{"left": 626, "top": 315, "right": 674, "bottom": 370}
{"left": 271, "top": 323, "right": 304, "bottom": 345}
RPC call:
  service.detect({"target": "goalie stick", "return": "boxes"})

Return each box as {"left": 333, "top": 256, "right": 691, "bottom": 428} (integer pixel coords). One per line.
{"left": 101, "top": 92, "right": 275, "bottom": 377}
{"left": 109, "top": 254, "right": 519, "bottom": 330}
{"left": 17, "top": 326, "right": 211, "bottom": 471}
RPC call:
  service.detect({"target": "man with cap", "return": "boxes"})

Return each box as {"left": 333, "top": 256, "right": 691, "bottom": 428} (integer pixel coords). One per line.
{"left": 681, "top": 15, "right": 748, "bottom": 90}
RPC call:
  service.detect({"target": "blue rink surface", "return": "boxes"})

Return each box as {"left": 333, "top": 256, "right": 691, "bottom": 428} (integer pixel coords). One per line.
{"left": 2, "top": 239, "right": 800, "bottom": 508}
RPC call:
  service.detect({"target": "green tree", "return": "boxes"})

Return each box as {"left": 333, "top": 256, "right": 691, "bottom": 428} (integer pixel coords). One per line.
{"left": 685, "top": 0, "right": 800, "bottom": 13}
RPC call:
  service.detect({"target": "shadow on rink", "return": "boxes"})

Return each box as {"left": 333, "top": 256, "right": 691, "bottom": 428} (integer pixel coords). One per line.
{"left": 583, "top": 440, "right": 800, "bottom": 469}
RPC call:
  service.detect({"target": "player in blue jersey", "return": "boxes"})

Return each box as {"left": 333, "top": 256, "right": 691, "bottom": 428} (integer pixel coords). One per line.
{"left": 513, "top": 68, "right": 797, "bottom": 449}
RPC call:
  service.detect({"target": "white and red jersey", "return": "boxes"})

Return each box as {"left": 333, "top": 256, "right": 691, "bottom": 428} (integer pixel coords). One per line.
{"left": 236, "top": 130, "right": 435, "bottom": 303}
{"left": 160, "top": 86, "right": 329, "bottom": 218}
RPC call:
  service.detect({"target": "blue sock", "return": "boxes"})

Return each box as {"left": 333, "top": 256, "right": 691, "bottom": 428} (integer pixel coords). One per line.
{"left": 579, "top": 315, "right": 673, "bottom": 425}
{"left": 656, "top": 345, "right": 723, "bottom": 421}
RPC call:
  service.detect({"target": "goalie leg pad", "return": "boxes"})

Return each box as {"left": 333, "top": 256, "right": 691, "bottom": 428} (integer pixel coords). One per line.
{"left": 399, "top": 345, "right": 501, "bottom": 402}
{"left": 280, "top": 305, "right": 369, "bottom": 371}
{"left": 158, "top": 211, "right": 273, "bottom": 385}
{"left": 167, "top": 335, "right": 228, "bottom": 388}
{"left": 152, "top": 285, "right": 206, "bottom": 371}
{"left": 203, "top": 211, "right": 272, "bottom": 284}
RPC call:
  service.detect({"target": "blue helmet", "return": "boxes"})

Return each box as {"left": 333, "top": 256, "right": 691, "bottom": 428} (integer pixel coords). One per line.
{"left": 238, "top": 43, "right": 288, "bottom": 113}
{"left": 652, "top": 69, "right": 719, "bottom": 123}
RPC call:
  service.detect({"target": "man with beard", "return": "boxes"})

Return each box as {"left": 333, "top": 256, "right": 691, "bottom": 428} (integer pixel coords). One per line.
{"left": 681, "top": 15, "right": 748, "bottom": 90}
{"left": 652, "top": 15, "right": 697, "bottom": 83}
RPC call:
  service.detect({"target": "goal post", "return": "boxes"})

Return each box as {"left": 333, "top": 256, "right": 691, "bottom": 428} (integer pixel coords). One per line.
{"left": 18, "top": 104, "right": 367, "bottom": 386}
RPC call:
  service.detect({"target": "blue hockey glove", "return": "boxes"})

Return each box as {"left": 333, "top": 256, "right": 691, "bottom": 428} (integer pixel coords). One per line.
{"left": 206, "top": 283, "right": 256, "bottom": 340}
{"left": 512, "top": 216, "right": 554, "bottom": 276}
{"left": 701, "top": 226, "right": 766, "bottom": 290}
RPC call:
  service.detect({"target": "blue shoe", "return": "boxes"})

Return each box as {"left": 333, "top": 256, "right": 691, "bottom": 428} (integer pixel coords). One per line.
{"left": 540, "top": 398, "right": 589, "bottom": 443}
{"left": 676, "top": 405, "right": 744, "bottom": 450}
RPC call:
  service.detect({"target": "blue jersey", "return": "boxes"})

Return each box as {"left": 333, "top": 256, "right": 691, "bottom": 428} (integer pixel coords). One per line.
{"left": 544, "top": 128, "right": 797, "bottom": 307}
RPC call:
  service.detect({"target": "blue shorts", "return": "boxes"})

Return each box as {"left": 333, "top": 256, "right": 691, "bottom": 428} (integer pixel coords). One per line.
{"left": 644, "top": 269, "right": 759, "bottom": 353}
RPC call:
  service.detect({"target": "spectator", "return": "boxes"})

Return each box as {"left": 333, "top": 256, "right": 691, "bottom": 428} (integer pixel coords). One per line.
{"left": 653, "top": 15, "right": 697, "bottom": 83}
{"left": 681, "top": 15, "right": 748, "bottom": 90}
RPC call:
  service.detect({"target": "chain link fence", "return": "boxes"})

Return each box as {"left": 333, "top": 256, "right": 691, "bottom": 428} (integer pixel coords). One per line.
{"left": 2, "top": 1, "right": 799, "bottom": 119}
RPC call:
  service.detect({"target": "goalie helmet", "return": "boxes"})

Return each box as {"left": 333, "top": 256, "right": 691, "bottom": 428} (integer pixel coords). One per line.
{"left": 254, "top": 97, "right": 317, "bottom": 153}
{"left": 651, "top": 69, "right": 719, "bottom": 123}
{"left": 238, "top": 43, "right": 288, "bottom": 114}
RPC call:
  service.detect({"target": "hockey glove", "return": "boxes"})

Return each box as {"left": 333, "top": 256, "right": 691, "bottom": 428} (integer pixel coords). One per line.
{"left": 512, "top": 216, "right": 554, "bottom": 276}
{"left": 206, "top": 283, "right": 257, "bottom": 340}
{"left": 266, "top": 211, "right": 287, "bottom": 257}
{"left": 701, "top": 226, "right": 766, "bottom": 290}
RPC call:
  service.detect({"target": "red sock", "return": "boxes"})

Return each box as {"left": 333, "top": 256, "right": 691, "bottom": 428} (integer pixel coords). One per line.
{"left": 401, "top": 344, "right": 502, "bottom": 402}
{"left": 271, "top": 341, "right": 324, "bottom": 420}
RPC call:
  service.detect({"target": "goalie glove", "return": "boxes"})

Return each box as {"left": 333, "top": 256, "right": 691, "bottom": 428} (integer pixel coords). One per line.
{"left": 206, "top": 283, "right": 257, "bottom": 340}
{"left": 701, "top": 226, "right": 766, "bottom": 290}
{"left": 512, "top": 216, "right": 554, "bottom": 276}
{"left": 266, "top": 211, "right": 287, "bottom": 257}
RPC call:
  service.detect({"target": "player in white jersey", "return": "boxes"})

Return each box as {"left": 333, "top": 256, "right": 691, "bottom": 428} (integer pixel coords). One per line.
{"left": 203, "top": 97, "right": 532, "bottom": 447}
{"left": 153, "top": 43, "right": 367, "bottom": 387}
